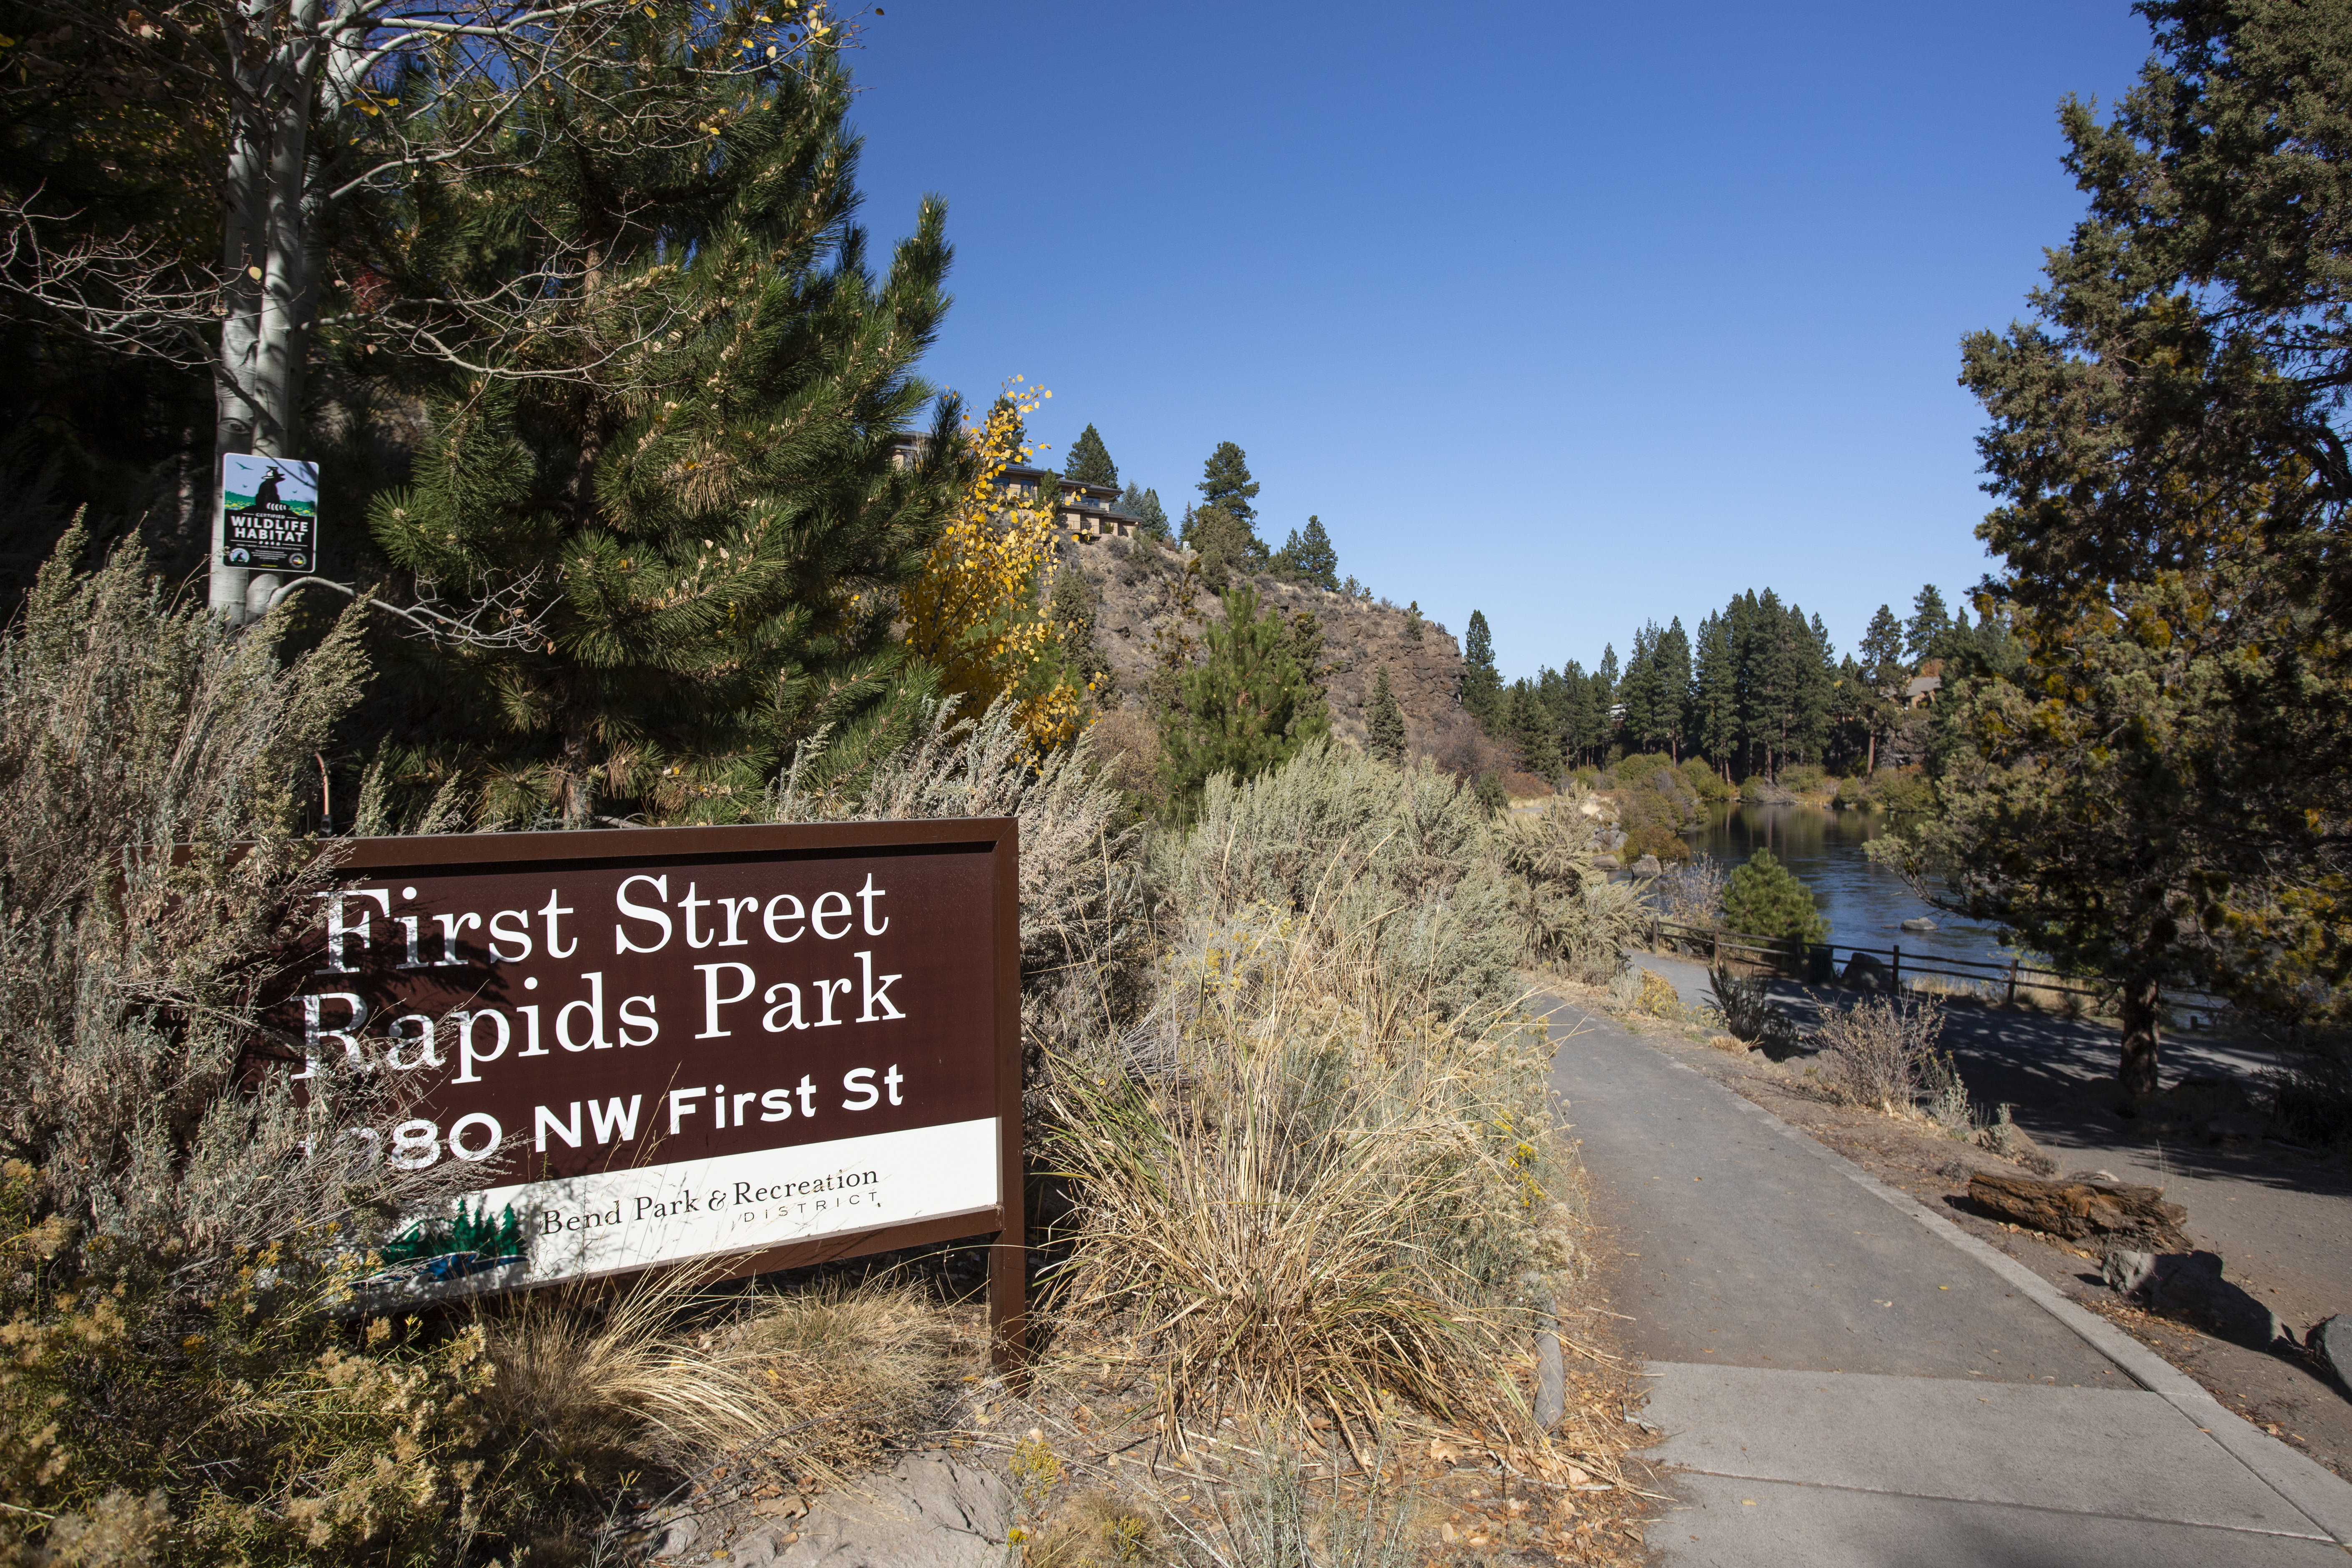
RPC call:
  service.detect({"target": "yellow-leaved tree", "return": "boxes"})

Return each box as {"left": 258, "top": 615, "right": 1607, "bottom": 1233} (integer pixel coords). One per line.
{"left": 901, "top": 381, "right": 1092, "bottom": 750}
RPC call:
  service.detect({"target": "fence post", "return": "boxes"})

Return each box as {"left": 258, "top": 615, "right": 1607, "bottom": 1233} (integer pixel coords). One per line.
{"left": 2006, "top": 957, "right": 2019, "bottom": 1008}
{"left": 1891, "top": 943, "right": 1901, "bottom": 994}
{"left": 1712, "top": 930, "right": 1720, "bottom": 967}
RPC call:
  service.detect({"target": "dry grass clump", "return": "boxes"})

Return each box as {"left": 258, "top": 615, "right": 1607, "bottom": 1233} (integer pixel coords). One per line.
{"left": 1049, "top": 750, "right": 1577, "bottom": 1460}
{"left": 477, "top": 1274, "right": 953, "bottom": 1502}
{"left": 1162, "top": 1442, "right": 1417, "bottom": 1568}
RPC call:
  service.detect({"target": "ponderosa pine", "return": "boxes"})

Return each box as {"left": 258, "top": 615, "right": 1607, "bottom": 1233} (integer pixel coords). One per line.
{"left": 1888, "top": 0, "right": 2352, "bottom": 1088}
{"left": 1065, "top": 424, "right": 1117, "bottom": 487}
{"left": 360, "top": 38, "right": 963, "bottom": 828}
{"left": 1158, "top": 586, "right": 1329, "bottom": 811}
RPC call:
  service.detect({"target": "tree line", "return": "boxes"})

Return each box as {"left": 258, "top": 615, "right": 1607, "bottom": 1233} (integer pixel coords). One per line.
{"left": 1455, "top": 583, "right": 1999, "bottom": 783}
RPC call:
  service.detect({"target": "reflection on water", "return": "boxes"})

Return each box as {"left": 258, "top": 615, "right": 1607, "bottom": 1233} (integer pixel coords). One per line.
{"left": 1687, "top": 804, "right": 2011, "bottom": 965}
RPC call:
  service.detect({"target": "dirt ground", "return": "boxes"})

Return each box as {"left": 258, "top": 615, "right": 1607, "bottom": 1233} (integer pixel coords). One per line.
{"left": 1582, "top": 982, "right": 2352, "bottom": 1485}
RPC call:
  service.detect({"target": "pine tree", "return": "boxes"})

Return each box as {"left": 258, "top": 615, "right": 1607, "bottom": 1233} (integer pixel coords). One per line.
{"left": 1065, "top": 423, "right": 1117, "bottom": 487}
{"left": 1595, "top": 644, "right": 1621, "bottom": 758}
{"left": 1288, "top": 516, "right": 1339, "bottom": 590}
{"left": 1906, "top": 585, "right": 1951, "bottom": 665}
{"left": 1198, "top": 440, "right": 1261, "bottom": 523}
{"left": 1655, "top": 617, "right": 1693, "bottom": 760}
{"left": 1367, "top": 664, "right": 1407, "bottom": 763}
{"left": 1722, "top": 848, "right": 1828, "bottom": 943}
{"left": 363, "top": 41, "right": 959, "bottom": 828}
{"left": 1509, "top": 679, "right": 1561, "bottom": 775}
{"left": 1186, "top": 504, "right": 1254, "bottom": 586}
{"left": 1461, "top": 609, "right": 1503, "bottom": 727}
{"left": 1048, "top": 560, "right": 1111, "bottom": 700}
{"left": 1159, "top": 585, "right": 1330, "bottom": 808}
{"left": 1118, "top": 484, "right": 1170, "bottom": 541}
{"left": 1617, "top": 624, "right": 1657, "bottom": 752}
{"left": 1692, "top": 612, "right": 1738, "bottom": 778}
{"left": 1857, "top": 602, "right": 1908, "bottom": 773}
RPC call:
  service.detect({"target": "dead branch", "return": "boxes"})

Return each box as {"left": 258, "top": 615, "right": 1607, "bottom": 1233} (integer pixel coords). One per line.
{"left": 265, "top": 569, "right": 551, "bottom": 650}
{"left": 0, "top": 190, "right": 222, "bottom": 366}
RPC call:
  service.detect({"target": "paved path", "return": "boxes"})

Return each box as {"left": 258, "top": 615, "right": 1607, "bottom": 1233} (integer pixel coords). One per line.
{"left": 1631, "top": 949, "right": 2352, "bottom": 1340}
{"left": 1542, "top": 992, "right": 2352, "bottom": 1565}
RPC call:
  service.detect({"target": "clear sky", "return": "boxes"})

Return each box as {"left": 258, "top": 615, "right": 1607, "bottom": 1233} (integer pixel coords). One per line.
{"left": 844, "top": 2, "right": 2154, "bottom": 681}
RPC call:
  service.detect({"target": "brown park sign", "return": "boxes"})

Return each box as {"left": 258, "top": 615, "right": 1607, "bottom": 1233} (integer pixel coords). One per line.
{"left": 269, "top": 820, "right": 1023, "bottom": 1361}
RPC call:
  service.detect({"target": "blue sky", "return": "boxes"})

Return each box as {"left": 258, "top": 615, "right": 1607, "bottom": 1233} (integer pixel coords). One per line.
{"left": 845, "top": 2, "right": 2152, "bottom": 681}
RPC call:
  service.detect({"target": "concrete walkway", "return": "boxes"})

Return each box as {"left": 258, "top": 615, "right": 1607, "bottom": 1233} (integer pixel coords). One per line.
{"left": 1542, "top": 992, "right": 2352, "bottom": 1565}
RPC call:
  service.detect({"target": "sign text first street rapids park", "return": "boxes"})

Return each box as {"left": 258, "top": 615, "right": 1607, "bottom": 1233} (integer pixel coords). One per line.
{"left": 272, "top": 821, "right": 1023, "bottom": 1354}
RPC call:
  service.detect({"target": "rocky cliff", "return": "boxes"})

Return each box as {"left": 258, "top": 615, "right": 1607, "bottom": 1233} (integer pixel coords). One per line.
{"left": 1053, "top": 534, "right": 1474, "bottom": 756}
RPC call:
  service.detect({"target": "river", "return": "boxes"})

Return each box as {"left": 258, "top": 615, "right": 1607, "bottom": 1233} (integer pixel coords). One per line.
{"left": 1685, "top": 803, "right": 2013, "bottom": 966}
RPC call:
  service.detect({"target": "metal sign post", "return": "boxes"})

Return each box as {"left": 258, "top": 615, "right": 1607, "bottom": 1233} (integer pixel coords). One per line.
{"left": 269, "top": 819, "right": 1026, "bottom": 1370}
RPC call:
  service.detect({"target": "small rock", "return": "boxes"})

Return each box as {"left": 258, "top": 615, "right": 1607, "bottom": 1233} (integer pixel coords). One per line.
{"left": 1632, "top": 854, "right": 1662, "bottom": 879}
{"left": 2308, "top": 1315, "right": 2352, "bottom": 1389}
{"left": 2103, "top": 1248, "right": 2157, "bottom": 1297}
{"left": 1592, "top": 854, "right": 1621, "bottom": 871}
{"left": 656, "top": 1516, "right": 702, "bottom": 1558}
{"left": 1901, "top": 916, "right": 1938, "bottom": 933}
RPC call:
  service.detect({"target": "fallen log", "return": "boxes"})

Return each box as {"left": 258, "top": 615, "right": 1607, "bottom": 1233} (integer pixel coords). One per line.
{"left": 1966, "top": 1173, "right": 2190, "bottom": 1250}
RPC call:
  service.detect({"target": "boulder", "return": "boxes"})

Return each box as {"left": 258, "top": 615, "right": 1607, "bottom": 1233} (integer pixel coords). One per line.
{"left": 1901, "top": 917, "right": 1937, "bottom": 933}
{"left": 1966, "top": 1173, "right": 2191, "bottom": 1249}
{"left": 2100, "top": 1249, "right": 2290, "bottom": 1350}
{"left": 2309, "top": 1314, "right": 2352, "bottom": 1390}
{"left": 1591, "top": 854, "right": 1621, "bottom": 872}
{"left": 1632, "top": 853, "right": 1662, "bottom": 880}
{"left": 1840, "top": 951, "right": 1890, "bottom": 993}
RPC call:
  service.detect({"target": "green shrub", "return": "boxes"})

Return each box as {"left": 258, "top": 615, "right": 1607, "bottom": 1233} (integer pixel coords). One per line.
{"left": 1681, "top": 757, "right": 1733, "bottom": 803}
{"left": 1721, "top": 848, "right": 1828, "bottom": 943}
{"left": 1156, "top": 742, "right": 1518, "bottom": 1025}
{"left": 1781, "top": 763, "right": 1826, "bottom": 795}
{"left": 1869, "top": 769, "right": 1936, "bottom": 822}
{"left": 1494, "top": 800, "right": 1648, "bottom": 983}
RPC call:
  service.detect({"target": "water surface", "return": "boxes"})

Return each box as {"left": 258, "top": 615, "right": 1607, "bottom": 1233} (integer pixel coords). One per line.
{"left": 1685, "top": 804, "right": 2012, "bottom": 966}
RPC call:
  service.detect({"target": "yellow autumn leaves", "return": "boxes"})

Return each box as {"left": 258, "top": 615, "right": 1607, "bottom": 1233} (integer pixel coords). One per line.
{"left": 901, "top": 381, "right": 1092, "bottom": 753}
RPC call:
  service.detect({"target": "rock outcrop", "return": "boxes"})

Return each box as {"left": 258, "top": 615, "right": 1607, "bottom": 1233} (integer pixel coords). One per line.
{"left": 1054, "top": 536, "right": 1468, "bottom": 755}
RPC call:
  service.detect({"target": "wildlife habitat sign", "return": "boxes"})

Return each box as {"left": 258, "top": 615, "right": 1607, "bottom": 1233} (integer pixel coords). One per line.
{"left": 273, "top": 821, "right": 1022, "bottom": 1342}
{"left": 221, "top": 454, "right": 319, "bottom": 571}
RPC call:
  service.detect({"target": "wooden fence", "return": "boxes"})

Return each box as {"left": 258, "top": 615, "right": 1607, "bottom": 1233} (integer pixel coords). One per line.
{"left": 1648, "top": 919, "right": 2106, "bottom": 1005}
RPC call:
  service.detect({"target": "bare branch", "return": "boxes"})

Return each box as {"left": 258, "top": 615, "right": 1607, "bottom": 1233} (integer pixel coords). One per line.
{"left": 266, "top": 570, "right": 553, "bottom": 650}
{"left": 0, "top": 191, "right": 223, "bottom": 366}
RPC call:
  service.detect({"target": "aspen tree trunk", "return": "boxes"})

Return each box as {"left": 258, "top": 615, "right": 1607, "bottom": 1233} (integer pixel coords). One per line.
{"left": 210, "top": 0, "right": 328, "bottom": 622}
